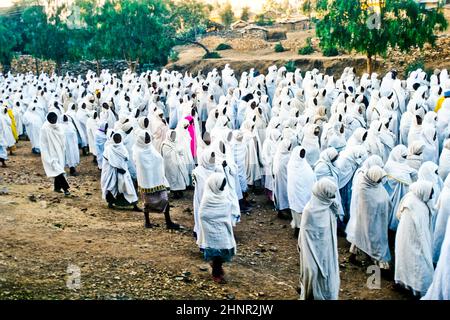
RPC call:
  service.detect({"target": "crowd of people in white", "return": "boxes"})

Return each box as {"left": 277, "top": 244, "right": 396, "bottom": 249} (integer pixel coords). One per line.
{"left": 0, "top": 64, "right": 449, "bottom": 299}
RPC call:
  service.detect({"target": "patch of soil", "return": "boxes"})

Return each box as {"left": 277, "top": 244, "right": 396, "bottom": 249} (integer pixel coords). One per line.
{"left": 0, "top": 141, "right": 409, "bottom": 300}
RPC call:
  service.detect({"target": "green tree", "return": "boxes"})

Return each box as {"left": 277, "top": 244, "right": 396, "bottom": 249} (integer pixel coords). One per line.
{"left": 316, "top": 0, "right": 448, "bottom": 73}
{"left": 219, "top": 2, "right": 235, "bottom": 28}
{"left": 0, "top": 16, "right": 20, "bottom": 71}
{"left": 169, "top": 0, "right": 211, "bottom": 55}
{"left": 240, "top": 6, "right": 250, "bottom": 21}
{"left": 76, "top": 0, "right": 175, "bottom": 71}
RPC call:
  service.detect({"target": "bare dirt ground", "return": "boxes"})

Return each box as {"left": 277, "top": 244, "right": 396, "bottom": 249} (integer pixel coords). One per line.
{"left": 0, "top": 141, "right": 410, "bottom": 300}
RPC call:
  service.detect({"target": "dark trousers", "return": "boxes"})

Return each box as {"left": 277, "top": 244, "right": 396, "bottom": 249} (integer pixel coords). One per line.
{"left": 54, "top": 174, "right": 69, "bottom": 191}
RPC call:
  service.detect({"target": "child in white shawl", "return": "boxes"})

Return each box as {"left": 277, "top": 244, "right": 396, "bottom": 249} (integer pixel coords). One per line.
{"left": 287, "top": 146, "right": 316, "bottom": 237}
{"left": 198, "top": 172, "right": 236, "bottom": 284}
{"left": 395, "top": 180, "right": 434, "bottom": 298}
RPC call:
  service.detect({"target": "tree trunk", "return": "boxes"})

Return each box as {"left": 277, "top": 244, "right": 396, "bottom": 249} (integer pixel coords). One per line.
{"left": 35, "top": 57, "right": 40, "bottom": 75}
{"left": 175, "top": 37, "right": 210, "bottom": 55}
{"left": 96, "top": 60, "right": 100, "bottom": 76}
{"left": 367, "top": 54, "right": 373, "bottom": 74}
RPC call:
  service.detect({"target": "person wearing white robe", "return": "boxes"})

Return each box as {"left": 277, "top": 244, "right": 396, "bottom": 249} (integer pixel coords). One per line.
{"left": 241, "top": 120, "right": 263, "bottom": 187}
{"left": 117, "top": 121, "right": 137, "bottom": 181}
{"left": 301, "top": 123, "right": 321, "bottom": 167}
{"left": 94, "top": 121, "right": 108, "bottom": 170}
{"left": 438, "top": 139, "right": 450, "bottom": 180}
{"left": 407, "top": 140, "right": 425, "bottom": 171}
{"left": 133, "top": 129, "right": 180, "bottom": 229}
{"left": 421, "top": 126, "right": 439, "bottom": 164}
{"left": 384, "top": 145, "right": 417, "bottom": 231}
{"left": 213, "top": 140, "right": 241, "bottom": 226}
{"left": 175, "top": 119, "right": 195, "bottom": 181}
{"left": 62, "top": 114, "right": 80, "bottom": 175}
{"left": 346, "top": 165, "right": 392, "bottom": 268}
{"left": 0, "top": 106, "right": 16, "bottom": 154}
{"left": 23, "top": 105, "right": 44, "bottom": 154}
{"left": 432, "top": 175, "right": 450, "bottom": 264}
{"left": 198, "top": 172, "right": 236, "bottom": 284}
{"left": 161, "top": 130, "right": 189, "bottom": 197}
{"left": 101, "top": 132, "right": 139, "bottom": 210}
{"left": 0, "top": 109, "right": 9, "bottom": 166}
{"left": 231, "top": 131, "right": 251, "bottom": 212}
{"left": 86, "top": 111, "right": 99, "bottom": 163}
{"left": 298, "top": 178, "right": 340, "bottom": 300}
{"left": 192, "top": 149, "right": 219, "bottom": 240}
{"left": 395, "top": 180, "right": 434, "bottom": 297}
{"left": 288, "top": 146, "right": 316, "bottom": 236}
{"left": 262, "top": 129, "right": 281, "bottom": 201}
{"left": 273, "top": 139, "right": 292, "bottom": 217}
{"left": 418, "top": 162, "right": 443, "bottom": 232}
{"left": 39, "top": 112, "right": 70, "bottom": 196}
{"left": 422, "top": 219, "right": 450, "bottom": 300}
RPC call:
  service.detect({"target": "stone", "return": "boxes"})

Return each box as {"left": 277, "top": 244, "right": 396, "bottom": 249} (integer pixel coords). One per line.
{"left": 39, "top": 201, "right": 48, "bottom": 209}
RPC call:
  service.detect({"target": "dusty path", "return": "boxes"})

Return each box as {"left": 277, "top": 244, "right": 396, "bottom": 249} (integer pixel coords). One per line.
{"left": 0, "top": 141, "right": 409, "bottom": 300}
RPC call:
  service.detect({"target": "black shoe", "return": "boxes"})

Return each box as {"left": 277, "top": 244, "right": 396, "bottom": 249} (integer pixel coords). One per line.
{"left": 166, "top": 222, "right": 181, "bottom": 230}
{"left": 64, "top": 190, "right": 71, "bottom": 196}
{"left": 69, "top": 168, "right": 79, "bottom": 176}
{"left": 277, "top": 211, "right": 291, "bottom": 220}
{"left": 108, "top": 203, "right": 114, "bottom": 209}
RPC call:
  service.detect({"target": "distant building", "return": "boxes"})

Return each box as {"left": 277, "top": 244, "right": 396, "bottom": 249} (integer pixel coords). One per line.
{"left": 240, "top": 25, "right": 269, "bottom": 40}
{"left": 231, "top": 20, "right": 249, "bottom": 30}
{"left": 277, "top": 16, "right": 310, "bottom": 31}
{"left": 418, "top": 0, "right": 443, "bottom": 9}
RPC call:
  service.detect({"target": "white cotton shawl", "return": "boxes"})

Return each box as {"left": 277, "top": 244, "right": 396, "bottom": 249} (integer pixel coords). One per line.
{"left": 298, "top": 178, "right": 340, "bottom": 300}
{"left": 198, "top": 172, "right": 237, "bottom": 251}
{"left": 132, "top": 129, "right": 169, "bottom": 190}
{"left": 40, "top": 120, "right": 66, "bottom": 177}
{"left": 395, "top": 180, "right": 434, "bottom": 297}
{"left": 287, "top": 146, "right": 316, "bottom": 213}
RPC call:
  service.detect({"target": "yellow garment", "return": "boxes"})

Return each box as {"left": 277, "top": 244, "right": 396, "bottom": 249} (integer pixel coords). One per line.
{"left": 7, "top": 109, "right": 18, "bottom": 142}
{"left": 435, "top": 96, "right": 446, "bottom": 113}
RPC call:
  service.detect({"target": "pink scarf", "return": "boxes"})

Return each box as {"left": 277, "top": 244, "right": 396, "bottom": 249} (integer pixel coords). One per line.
{"left": 185, "top": 115, "right": 197, "bottom": 158}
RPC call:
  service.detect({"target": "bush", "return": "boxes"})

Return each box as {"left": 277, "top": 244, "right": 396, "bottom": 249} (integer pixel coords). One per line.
{"left": 274, "top": 42, "right": 285, "bottom": 53}
{"left": 298, "top": 37, "right": 314, "bottom": 55}
{"left": 203, "top": 51, "right": 221, "bottom": 59}
{"left": 168, "top": 50, "right": 179, "bottom": 62}
{"left": 404, "top": 58, "right": 426, "bottom": 78}
{"left": 285, "top": 61, "right": 296, "bottom": 73}
{"left": 322, "top": 46, "right": 339, "bottom": 57}
{"left": 216, "top": 43, "right": 232, "bottom": 51}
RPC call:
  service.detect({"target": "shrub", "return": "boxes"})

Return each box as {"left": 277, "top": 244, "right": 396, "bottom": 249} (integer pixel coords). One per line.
{"left": 298, "top": 37, "right": 314, "bottom": 55}
{"left": 322, "top": 46, "right": 339, "bottom": 57}
{"left": 203, "top": 51, "right": 221, "bottom": 59}
{"left": 168, "top": 50, "right": 179, "bottom": 62}
{"left": 285, "top": 61, "right": 296, "bottom": 73}
{"left": 404, "top": 58, "right": 426, "bottom": 78}
{"left": 274, "top": 42, "right": 285, "bottom": 53}
{"left": 216, "top": 43, "right": 232, "bottom": 51}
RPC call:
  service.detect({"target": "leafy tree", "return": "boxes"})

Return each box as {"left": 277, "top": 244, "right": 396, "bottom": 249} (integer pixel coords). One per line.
{"left": 169, "top": 0, "right": 211, "bottom": 55}
{"left": 240, "top": 6, "right": 250, "bottom": 21}
{"left": 219, "top": 2, "right": 235, "bottom": 28}
{"left": 0, "top": 16, "right": 20, "bottom": 71}
{"left": 315, "top": 0, "right": 448, "bottom": 73}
